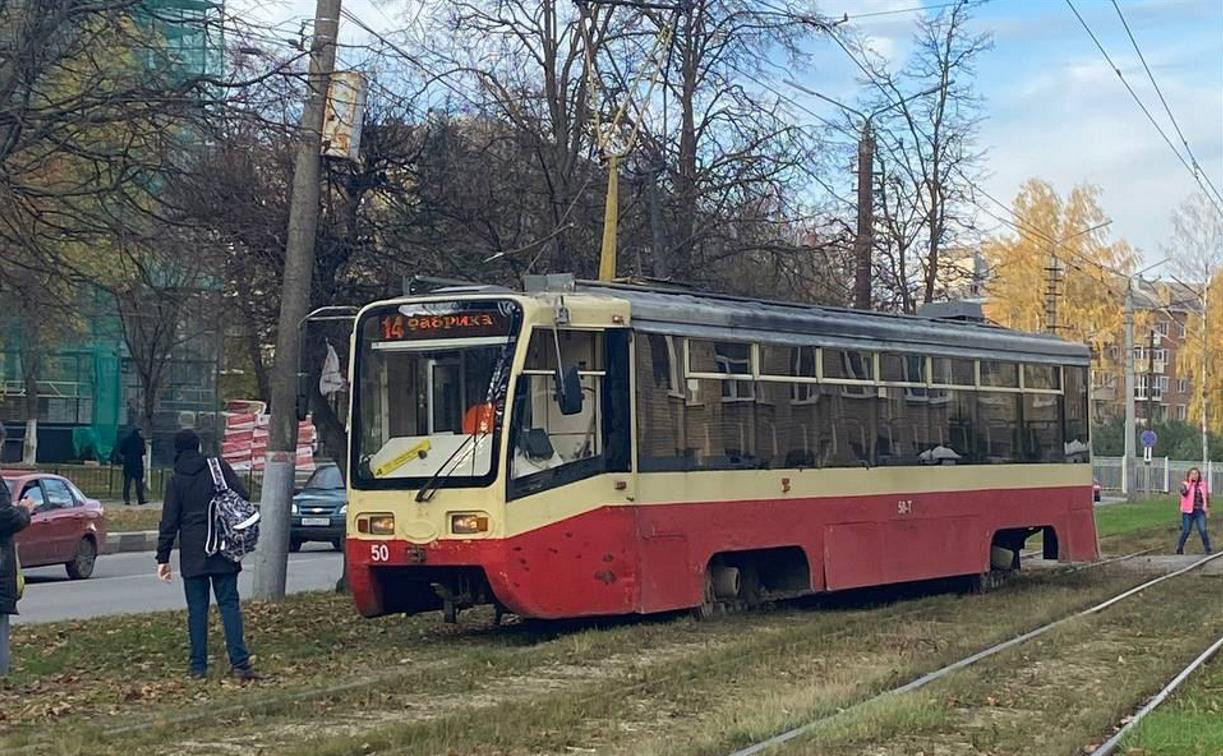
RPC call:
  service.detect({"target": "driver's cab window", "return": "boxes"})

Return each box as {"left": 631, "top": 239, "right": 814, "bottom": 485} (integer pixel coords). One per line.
{"left": 512, "top": 329, "right": 604, "bottom": 482}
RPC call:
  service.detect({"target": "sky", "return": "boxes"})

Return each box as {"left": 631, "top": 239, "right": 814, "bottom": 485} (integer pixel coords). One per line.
{"left": 231, "top": 0, "right": 1223, "bottom": 269}
{"left": 790, "top": 0, "right": 1223, "bottom": 267}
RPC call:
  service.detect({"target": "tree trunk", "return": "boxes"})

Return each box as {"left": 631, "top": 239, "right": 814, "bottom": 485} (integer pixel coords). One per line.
{"left": 20, "top": 338, "right": 39, "bottom": 466}
{"left": 672, "top": 5, "right": 701, "bottom": 281}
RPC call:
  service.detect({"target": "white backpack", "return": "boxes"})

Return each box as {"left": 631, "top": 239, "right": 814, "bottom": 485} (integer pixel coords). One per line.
{"left": 204, "top": 458, "right": 260, "bottom": 562}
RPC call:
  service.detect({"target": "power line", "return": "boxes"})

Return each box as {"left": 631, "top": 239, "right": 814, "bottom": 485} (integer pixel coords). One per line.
{"left": 1063, "top": 0, "right": 1223, "bottom": 218}
{"left": 834, "top": 1, "right": 978, "bottom": 22}
{"left": 963, "top": 178, "right": 1132, "bottom": 294}
{"left": 1108, "top": 0, "right": 1223, "bottom": 208}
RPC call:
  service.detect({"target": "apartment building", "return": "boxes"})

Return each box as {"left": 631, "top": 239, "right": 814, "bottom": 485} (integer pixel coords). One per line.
{"left": 1091, "top": 279, "right": 1201, "bottom": 424}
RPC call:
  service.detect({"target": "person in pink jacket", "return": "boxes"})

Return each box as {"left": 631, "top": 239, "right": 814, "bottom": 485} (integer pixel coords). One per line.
{"left": 1175, "top": 467, "right": 1211, "bottom": 555}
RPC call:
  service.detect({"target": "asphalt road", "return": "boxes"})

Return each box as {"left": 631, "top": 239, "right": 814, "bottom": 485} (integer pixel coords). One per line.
{"left": 16, "top": 544, "right": 343, "bottom": 625}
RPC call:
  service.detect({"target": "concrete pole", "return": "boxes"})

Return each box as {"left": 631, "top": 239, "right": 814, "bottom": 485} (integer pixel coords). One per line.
{"left": 1203, "top": 280, "right": 1210, "bottom": 470}
{"left": 1124, "top": 283, "right": 1138, "bottom": 501}
{"left": 852, "top": 120, "right": 875, "bottom": 310}
{"left": 252, "top": 0, "right": 340, "bottom": 600}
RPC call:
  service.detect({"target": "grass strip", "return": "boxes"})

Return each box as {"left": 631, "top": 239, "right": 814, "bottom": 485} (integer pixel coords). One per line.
{"left": 775, "top": 574, "right": 1223, "bottom": 755}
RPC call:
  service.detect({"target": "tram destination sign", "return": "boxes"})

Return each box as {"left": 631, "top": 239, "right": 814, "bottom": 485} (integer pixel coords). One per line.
{"left": 377, "top": 302, "right": 513, "bottom": 341}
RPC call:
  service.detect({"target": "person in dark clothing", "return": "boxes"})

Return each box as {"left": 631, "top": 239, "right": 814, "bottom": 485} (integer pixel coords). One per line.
{"left": 156, "top": 429, "right": 259, "bottom": 680}
{"left": 119, "top": 427, "right": 148, "bottom": 506}
{"left": 0, "top": 421, "right": 35, "bottom": 676}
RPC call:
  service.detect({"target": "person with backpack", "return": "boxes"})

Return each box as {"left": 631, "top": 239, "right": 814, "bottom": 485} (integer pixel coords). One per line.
{"left": 156, "top": 429, "right": 259, "bottom": 680}
{"left": 0, "top": 421, "right": 35, "bottom": 676}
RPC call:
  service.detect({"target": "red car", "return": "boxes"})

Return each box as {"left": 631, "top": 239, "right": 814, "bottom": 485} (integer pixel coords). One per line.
{"left": 3, "top": 471, "right": 107, "bottom": 579}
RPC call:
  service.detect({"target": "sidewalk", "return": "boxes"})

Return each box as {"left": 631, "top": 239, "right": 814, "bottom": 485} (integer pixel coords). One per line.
{"left": 102, "top": 530, "right": 165, "bottom": 555}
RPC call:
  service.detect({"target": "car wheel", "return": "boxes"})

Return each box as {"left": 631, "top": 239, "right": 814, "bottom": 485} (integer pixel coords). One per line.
{"left": 332, "top": 538, "right": 344, "bottom": 552}
{"left": 66, "top": 538, "right": 97, "bottom": 580}
{"left": 289, "top": 538, "right": 302, "bottom": 553}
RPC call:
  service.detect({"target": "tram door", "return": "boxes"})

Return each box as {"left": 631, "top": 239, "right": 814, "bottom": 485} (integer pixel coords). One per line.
{"left": 426, "top": 357, "right": 464, "bottom": 433}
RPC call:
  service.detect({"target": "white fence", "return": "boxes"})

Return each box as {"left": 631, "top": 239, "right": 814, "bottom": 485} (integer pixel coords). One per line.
{"left": 1094, "top": 456, "right": 1219, "bottom": 496}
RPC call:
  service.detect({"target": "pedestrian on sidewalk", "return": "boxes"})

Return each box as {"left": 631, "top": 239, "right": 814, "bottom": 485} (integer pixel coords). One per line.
{"left": 0, "top": 422, "right": 35, "bottom": 676}
{"left": 156, "top": 429, "right": 259, "bottom": 681}
{"left": 1175, "top": 467, "right": 1211, "bottom": 555}
{"left": 119, "top": 427, "right": 148, "bottom": 506}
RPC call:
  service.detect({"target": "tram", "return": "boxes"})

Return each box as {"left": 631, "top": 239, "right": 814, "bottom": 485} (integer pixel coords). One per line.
{"left": 344, "top": 277, "right": 1097, "bottom": 621}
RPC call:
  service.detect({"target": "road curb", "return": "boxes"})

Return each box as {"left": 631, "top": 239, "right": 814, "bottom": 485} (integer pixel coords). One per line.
{"left": 103, "top": 530, "right": 167, "bottom": 555}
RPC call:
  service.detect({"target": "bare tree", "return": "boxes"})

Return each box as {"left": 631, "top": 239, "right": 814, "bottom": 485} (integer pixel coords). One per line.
{"left": 858, "top": 0, "right": 992, "bottom": 312}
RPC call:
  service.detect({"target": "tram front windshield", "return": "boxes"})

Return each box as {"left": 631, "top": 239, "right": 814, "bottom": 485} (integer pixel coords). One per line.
{"left": 353, "top": 300, "right": 520, "bottom": 489}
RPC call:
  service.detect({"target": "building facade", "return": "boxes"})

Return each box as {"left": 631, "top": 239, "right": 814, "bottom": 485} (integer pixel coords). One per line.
{"left": 1090, "top": 279, "right": 1202, "bottom": 426}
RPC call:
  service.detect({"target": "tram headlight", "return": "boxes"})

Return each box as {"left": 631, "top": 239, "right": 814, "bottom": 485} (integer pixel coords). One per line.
{"left": 450, "top": 513, "right": 489, "bottom": 535}
{"left": 357, "top": 513, "right": 395, "bottom": 535}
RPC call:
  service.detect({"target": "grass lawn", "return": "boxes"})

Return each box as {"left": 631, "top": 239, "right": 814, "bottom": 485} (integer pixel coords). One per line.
{"left": 1096, "top": 497, "right": 1185, "bottom": 537}
{"left": 0, "top": 502, "right": 1210, "bottom": 755}
{"left": 104, "top": 506, "right": 163, "bottom": 533}
{"left": 1124, "top": 652, "right": 1223, "bottom": 755}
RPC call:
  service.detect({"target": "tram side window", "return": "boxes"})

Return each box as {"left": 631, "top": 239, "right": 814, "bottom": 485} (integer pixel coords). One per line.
{"left": 820, "top": 383, "right": 876, "bottom": 466}
{"left": 636, "top": 334, "right": 689, "bottom": 472}
{"left": 878, "top": 386, "right": 932, "bottom": 466}
{"left": 684, "top": 377, "right": 762, "bottom": 469}
{"left": 757, "top": 345, "right": 822, "bottom": 468}
{"left": 926, "top": 388, "right": 977, "bottom": 464}
{"left": 1063, "top": 366, "right": 1090, "bottom": 462}
{"left": 755, "top": 381, "right": 823, "bottom": 468}
{"left": 977, "top": 392, "right": 1020, "bottom": 463}
{"left": 1021, "top": 393, "right": 1064, "bottom": 462}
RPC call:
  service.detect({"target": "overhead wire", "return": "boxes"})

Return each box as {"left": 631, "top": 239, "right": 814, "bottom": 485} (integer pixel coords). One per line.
{"left": 834, "top": 1, "right": 983, "bottom": 21}
{"left": 1063, "top": 0, "right": 1223, "bottom": 218}
{"left": 1108, "top": 0, "right": 1223, "bottom": 209}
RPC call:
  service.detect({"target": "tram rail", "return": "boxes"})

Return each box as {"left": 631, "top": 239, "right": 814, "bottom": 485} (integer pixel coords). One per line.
{"left": 730, "top": 549, "right": 1223, "bottom": 755}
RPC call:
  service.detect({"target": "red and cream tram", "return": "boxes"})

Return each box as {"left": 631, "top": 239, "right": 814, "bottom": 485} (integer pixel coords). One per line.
{"left": 345, "top": 279, "right": 1097, "bottom": 621}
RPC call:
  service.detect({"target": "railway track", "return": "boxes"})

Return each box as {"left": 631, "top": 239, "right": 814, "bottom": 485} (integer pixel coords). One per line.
{"left": 1089, "top": 632, "right": 1223, "bottom": 756}
{"left": 730, "top": 549, "right": 1223, "bottom": 756}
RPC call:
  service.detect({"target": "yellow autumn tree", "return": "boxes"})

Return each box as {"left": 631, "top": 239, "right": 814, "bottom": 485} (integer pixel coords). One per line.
{"left": 1175, "top": 274, "right": 1221, "bottom": 435}
{"left": 983, "top": 180, "right": 1141, "bottom": 392}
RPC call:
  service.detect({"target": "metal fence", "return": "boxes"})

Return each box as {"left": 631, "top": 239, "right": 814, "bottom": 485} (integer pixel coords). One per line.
{"left": 1093, "top": 456, "right": 1219, "bottom": 496}
{"left": 23, "top": 463, "right": 319, "bottom": 502}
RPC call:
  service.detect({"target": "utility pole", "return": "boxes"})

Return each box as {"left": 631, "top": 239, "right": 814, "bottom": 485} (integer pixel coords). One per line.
{"left": 1124, "top": 282, "right": 1137, "bottom": 501}
{"left": 646, "top": 157, "right": 669, "bottom": 279}
{"left": 852, "top": 120, "right": 875, "bottom": 310}
{"left": 1044, "top": 251, "right": 1063, "bottom": 334}
{"left": 1203, "top": 281, "right": 1211, "bottom": 471}
{"left": 1147, "top": 328, "right": 1156, "bottom": 427}
{"left": 253, "top": 0, "right": 341, "bottom": 600}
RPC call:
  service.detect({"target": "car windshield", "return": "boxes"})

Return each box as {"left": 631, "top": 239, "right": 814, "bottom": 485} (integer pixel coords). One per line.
{"left": 352, "top": 300, "right": 521, "bottom": 489}
{"left": 304, "top": 466, "right": 344, "bottom": 490}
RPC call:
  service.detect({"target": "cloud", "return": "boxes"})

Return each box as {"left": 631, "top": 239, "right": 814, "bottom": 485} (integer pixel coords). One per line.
{"left": 976, "top": 6, "right": 1223, "bottom": 262}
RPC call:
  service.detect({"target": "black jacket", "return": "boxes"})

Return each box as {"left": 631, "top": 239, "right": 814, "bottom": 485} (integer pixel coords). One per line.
{"left": 0, "top": 478, "right": 32, "bottom": 615}
{"left": 156, "top": 451, "right": 249, "bottom": 578}
{"left": 119, "top": 431, "right": 145, "bottom": 475}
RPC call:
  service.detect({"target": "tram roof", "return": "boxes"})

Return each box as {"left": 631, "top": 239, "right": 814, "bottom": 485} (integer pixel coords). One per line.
{"left": 575, "top": 281, "right": 1090, "bottom": 366}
